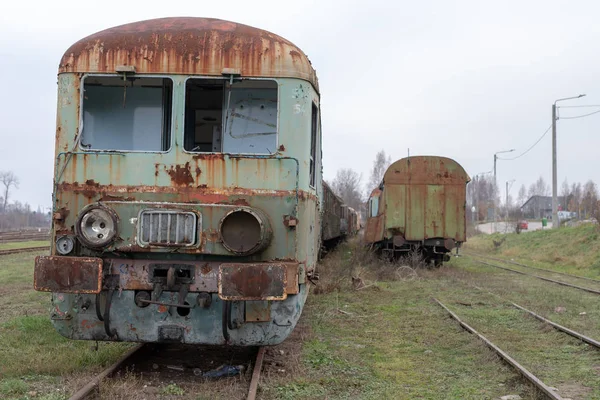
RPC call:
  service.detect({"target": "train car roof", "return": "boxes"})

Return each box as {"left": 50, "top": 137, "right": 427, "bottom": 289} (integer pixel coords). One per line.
{"left": 383, "top": 156, "right": 471, "bottom": 185}
{"left": 59, "top": 17, "right": 319, "bottom": 92}
{"left": 322, "top": 181, "right": 344, "bottom": 204}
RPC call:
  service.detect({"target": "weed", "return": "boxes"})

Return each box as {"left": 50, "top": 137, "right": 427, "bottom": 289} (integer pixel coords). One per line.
{"left": 0, "top": 378, "right": 28, "bottom": 395}
{"left": 160, "top": 383, "right": 185, "bottom": 395}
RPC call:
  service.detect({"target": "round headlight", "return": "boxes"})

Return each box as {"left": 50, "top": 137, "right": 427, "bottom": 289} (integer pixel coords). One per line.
{"left": 56, "top": 235, "right": 75, "bottom": 255}
{"left": 76, "top": 206, "right": 118, "bottom": 248}
{"left": 219, "top": 208, "right": 271, "bottom": 255}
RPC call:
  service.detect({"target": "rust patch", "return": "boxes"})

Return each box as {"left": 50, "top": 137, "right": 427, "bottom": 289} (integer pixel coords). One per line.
{"left": 278, "top": 144, "right": 285, "bottom": 151}
{"left": 59, "top": 17, "right": 319, "bottom": 93}
{"left": 232, "top": 198, "right": 250, "bottom": 206}
{"left": 200, "top": 264, "right": 212, "bottom": 275}
{"left": 85, "top": 179, "right": 100, "bottom": 187}
{"left": 53, "top": 207, "right": 70, "bottom": 221}
{"left": 283, "top": 214, "right": 298, "bottom": 228}
{"left": 192, "top": 153, "right": 225, "bottom": 161}
{"left": 166, "top": 162, "right": 194, "bottom": 186}
{"left": 219, "top": 263, "right": 287, "bottom": 300}
{"left": 56, "top": 182, "right": 318, "bottom": 203}
{"left": 99, "top": 194, "right": 134, "bottom": 202}
{"left": 34, "top": 255, "right": 103, "bottom": 293}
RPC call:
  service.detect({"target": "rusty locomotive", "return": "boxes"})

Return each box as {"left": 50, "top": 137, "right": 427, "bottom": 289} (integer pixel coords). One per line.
{"left": 34, "top": 17, "right": 328, "bottom": 345}
{"left": 364, "top": 156, "right": 470, "bottom": 265}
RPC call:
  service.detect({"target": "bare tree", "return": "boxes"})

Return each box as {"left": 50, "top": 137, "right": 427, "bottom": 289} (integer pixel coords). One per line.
{"left": 467, "top": 175, "right": 495, "bottom": 221}
{"left": 560, "top": 178, "right": 570, "bottom": 210}
{"left": 331, "top": 168, "right": 364, "bottom": 211}
{"left": 367, "top": 150, "right": 392, "bottom": 193}
{"left": 517, "top": 184, "right": 527, "bottom": 208}
{"left": 528, "top": 176, "right": 550, "bottom": 197}
{"left": 569, "top": 182, "right": 582, "bottom": 217}
{"left": 0, "top": 171, "right": 19, "bottom": 213}
{"left": 582, "top": 180, "right": 598, "bottom": 219}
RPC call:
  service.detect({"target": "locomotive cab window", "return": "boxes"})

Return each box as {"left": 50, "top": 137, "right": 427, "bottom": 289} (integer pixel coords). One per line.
{"left": 184, "top": 79, "right": 278, "bottom": 154}
{"left": 81, "top": 76, "right": 172, "bottom": 151}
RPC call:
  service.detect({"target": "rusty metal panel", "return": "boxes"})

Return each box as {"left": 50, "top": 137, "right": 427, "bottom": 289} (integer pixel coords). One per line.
{"left": 285, "top": 263, "right": 299, "bottom": 294}
{"left": 34, "top": 256, "right": 102, "bottom": 293}
{"left": 59, "top": 18, "right": 319, "bottom": 92}
{"left": 218, "top": 263, "right": 287, "bottom": 300}
{"left": 384, "top": 156, "right": 470, "bottom": 185}
{"left": 425, "top": 185, "right": 444, "bottom": 239}
{"left": 406, "top": 184, "right": 425, "bottom": 240}
{"left": 380, "top": 156, "right": 469, "bottom": 242}
{"left": 245, "top": 301, "right": 271, "bottom": 322}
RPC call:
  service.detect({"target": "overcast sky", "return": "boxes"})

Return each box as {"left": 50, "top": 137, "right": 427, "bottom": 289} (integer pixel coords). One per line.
{"left": 2, "top": 0, "right": 600, "bottom": 209}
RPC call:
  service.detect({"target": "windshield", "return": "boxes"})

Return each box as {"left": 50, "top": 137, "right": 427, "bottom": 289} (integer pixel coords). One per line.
{"left": 81, "top": 76, "right": 172, "bottom": 151}
{"left": 184, "top": 79, "right": 278, "bottom": 154}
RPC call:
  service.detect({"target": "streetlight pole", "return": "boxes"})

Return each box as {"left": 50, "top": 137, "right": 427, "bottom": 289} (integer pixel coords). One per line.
{"left": 552, "top": 94, "right": 586, "bottom": 229}
{"left": 493, "top": 149, "right": 514, "bottom": 229}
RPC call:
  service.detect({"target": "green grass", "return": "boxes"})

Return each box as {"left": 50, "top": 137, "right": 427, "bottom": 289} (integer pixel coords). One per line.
{"left": 259, "top": 240, "right": 600, "bottom": 399}
{"left": 0, "top": 241, "right": 49, "bottom": 251}
{"left": 467, "top": 223, "right": 600, "bottom": 277}
{"left": 0, "top": 252, "right": 131, "bottom": 400}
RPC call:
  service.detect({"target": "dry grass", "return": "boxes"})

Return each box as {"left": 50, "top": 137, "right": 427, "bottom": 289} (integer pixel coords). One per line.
{"left": 314, "top": 239, "right": 428, "bottom": 295}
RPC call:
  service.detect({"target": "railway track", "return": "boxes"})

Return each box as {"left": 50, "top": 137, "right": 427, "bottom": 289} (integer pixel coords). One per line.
{"left": 68, "top": 344, "right": 266, "bottom": 400}
{"left": 467, "top": 253, "right": 600, "bottom": 296}
{"left": 467, "top": 252, "right": 600, "bottom": 284}
{"left": 434, "top": 297, "right": 599, "bottom": 399}
{"left": 0, "top": 246, "right": 48, "bottom": 256}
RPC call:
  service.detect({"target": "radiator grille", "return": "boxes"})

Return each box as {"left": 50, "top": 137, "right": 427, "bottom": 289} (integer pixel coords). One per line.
{"left": 139, "top": 210, "right": 198, "bottom": 246}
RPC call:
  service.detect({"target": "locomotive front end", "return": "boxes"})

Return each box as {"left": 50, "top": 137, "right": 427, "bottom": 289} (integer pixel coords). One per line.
{"left": 34, "top": 18, "right": 322, "bottom": 345}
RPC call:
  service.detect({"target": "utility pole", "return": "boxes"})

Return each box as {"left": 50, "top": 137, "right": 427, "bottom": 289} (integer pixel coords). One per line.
{"left": 492, "top": 150, "right": 514, "bottom": 229}
{"left": 552, "top": 94, "right": 586, "bottom": 229}
{"left": 552, "top": 103, "right": 557, "bottom": 229}
{"left": 506, "top": 181, "right": 509, "bottom": 220}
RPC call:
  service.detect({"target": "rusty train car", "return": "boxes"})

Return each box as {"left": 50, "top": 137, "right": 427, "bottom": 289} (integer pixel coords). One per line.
{"left": 33, "top": 17, "right": 323, "bottom": 345}
{"left": 320, "top": 182, "right": 343, "bottom": 248}
{"left": 364, "top": 156, "right": 470, "bottom": 265}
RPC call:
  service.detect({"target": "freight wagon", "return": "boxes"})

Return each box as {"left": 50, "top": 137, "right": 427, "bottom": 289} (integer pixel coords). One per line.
{"left": 364, "top": 156, "right": 470, "bottom": 265}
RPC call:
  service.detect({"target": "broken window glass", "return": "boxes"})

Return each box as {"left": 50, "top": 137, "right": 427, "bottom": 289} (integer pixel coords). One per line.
{"left": 184, "top": 79, "right": 278, "bottom": 154}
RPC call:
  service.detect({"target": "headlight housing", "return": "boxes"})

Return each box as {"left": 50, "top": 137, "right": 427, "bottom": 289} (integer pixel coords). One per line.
{"left": 219, "top": 208, "right": 271, "bottom": 255}
{"left": 75, "top": 205, "right": 118, "bottom": 248}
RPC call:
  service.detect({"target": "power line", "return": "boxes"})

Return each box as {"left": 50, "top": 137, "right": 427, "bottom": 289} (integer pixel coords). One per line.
{"left": 559, "top": 109, "right": 600, "bottom": 119}
{"left": 557, "top": 105, "right": 600, "bottom": 108}
{"left": 498, "top": 124, "right": 552, "bottom": 161}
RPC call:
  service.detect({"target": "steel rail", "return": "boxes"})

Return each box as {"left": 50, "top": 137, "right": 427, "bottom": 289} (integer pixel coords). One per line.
{"left": 433, "top": 298, "right": 564, "bottom": 400}
{"left": 0, "top": 246, "right": 48, "bottom": 256}
{"left": 476, "top": 260, "right": 600, "bottom": 296}
{"left": 246, "top": 347, "right": 266, "bottom": 400}
{"left": 510, "top": 302, "right": 600, "bottom": 349}
{"left": 465, "top": 283, "right": 600, "bottom": 350}
{"left": 68, "top": 344, "right": 145, "bottom": 400}
{"left": 467, "top": 252, "right": 600, "bottom": 284}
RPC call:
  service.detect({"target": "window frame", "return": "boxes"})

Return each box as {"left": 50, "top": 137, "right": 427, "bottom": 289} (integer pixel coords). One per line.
{"left": 78, "top": 74, "right": 174, "bottom": 153}
{"left": 182, "top": 76, "right": 280, "bottom": 155}
{"left": 309, "top": 102, "right": 319, "bottom": 188}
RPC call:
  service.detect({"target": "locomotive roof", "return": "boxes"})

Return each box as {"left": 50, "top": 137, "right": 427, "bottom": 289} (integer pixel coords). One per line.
{"left": 383, "top": 156, "right": 470, "bottom": 185}
{"left": 59, "top": 17, "right": 319, "bottom": 91}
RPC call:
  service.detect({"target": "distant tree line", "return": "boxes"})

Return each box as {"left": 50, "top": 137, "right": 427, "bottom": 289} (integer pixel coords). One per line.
{"left": 467, "top": 174, "right": 599, "bottom": 223}
{"left": 328, "top": 149, "right": 392, "bottom": 220}
{"left": 0, "top": 171, "right": 50, "bottom": 231}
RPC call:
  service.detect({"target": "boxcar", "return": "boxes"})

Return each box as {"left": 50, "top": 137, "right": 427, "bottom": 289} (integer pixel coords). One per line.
{"left": 34, "top": 17, "right": 322, "bottom": 345}
{"left": 321, "top": 182, "right": 343, "bottom": 247}
{"left": 364, "top": 156, "right": 470, "bottom": 265}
